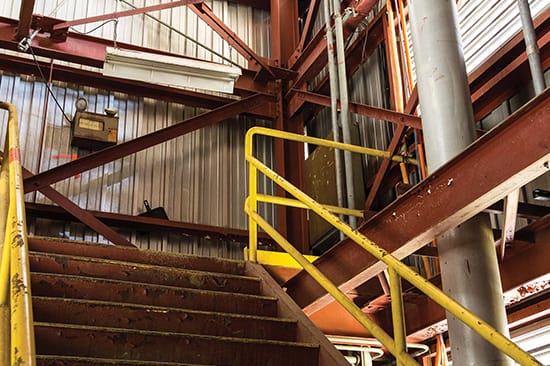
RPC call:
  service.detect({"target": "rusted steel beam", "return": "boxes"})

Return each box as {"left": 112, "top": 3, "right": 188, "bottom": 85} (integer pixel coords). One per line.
{"left": 51, "top": 1, "right": 203, "bottom": 33}
{"left": 24, "top": 94, "right": 273, "bottom": 193}
{"left": 270, "top": 0, "right": 300, "bottom": 67}
{"left": 289, "top": 90, "right": 422, "bottom": 129}
{"left": 287, "top": 9, "right": 385, "bottom": 119}
{"left": 34, "top": 186, "right": 134, "bottom": 247}
{"left": 309, "top": 220, "right": 550, "bottom": 338}
{"left": 0, "top": 16, "right": 278, "bottom": 97}
{"left": 289, "top": 1, "right": 380, "bottom": 78}
{"left": 485, "top": 200, "right": 550, "bottom": 220}
{"left": 15, "top": 0, "right": 35, "bottom": 41}
{"left": 289, "top": 0, "right": 321, "bottom": 67}
{"left": 0, "top": 53, "right": 234, "bottom": 111}
{"left": 189, "top": 3, "right": 275, "bottom": 77}
{"left": 285, "top": 88, "right": 550, "bottom": 313}
{"left": 470, "top": 7, "right": 550, "bottom": 120}
{"left": 25, "top": 202, "right": 275, "bottom": 245}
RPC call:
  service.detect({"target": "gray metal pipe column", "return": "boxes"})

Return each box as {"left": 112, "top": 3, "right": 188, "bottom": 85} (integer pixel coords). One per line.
{"left": 518, "top": 0, "right": 547, "bottom": 95}
{"left": 323, "top": 0, "right": 346, "bottom": 236}
{"left": 408, "top": 1, "right": 512, "bottom": 365}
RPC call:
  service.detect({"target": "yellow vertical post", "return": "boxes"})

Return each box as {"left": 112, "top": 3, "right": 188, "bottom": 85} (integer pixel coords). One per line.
{"left": 245, "top": 132, "right": 258, "bottom": 262}
{"left": 0, "top": 115, "right": 12, "bottom": 366}
{"left": 389, "top": 267, "right": 407, "bottom": 365}
{"left": 0, "top": 101, "right": 36, "bottom": 366}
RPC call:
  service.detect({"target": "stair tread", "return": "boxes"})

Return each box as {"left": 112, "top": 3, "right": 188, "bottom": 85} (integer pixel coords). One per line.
{"left": 37, "top": 355, "right": 214, "bottom": 366}
{"left": 29, "top": 236, "right": 246, "bottom": 275}
{"left": 33, "top": 296, "right": 295, "bottom": 323}
{"left": 32, "top": 272, "right": 278, "bottom": 317}
{"left": 30, "top": 251, "right": 260, "bottom": 294}
{"left": 31, "top": 272, "right": 276, "bottom": 301}
{"left": 35, "top": 322, "right": 319, "bottom": 348}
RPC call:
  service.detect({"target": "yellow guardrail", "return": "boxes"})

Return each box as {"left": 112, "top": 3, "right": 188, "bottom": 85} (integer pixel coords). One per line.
{"left": 0, "top": 102, "right": 36, "bottom": 366}
{"left": 244, "top": 126, "right": 541, "bottom": 366}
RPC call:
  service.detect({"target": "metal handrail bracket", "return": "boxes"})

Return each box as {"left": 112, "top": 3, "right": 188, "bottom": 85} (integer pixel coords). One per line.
{"left": 244, "top": 126, "right": 541, "bottom": 366}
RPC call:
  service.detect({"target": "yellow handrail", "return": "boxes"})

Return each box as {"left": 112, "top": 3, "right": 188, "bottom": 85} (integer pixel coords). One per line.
{"left": 244, "top": 126, "right": 541, "bottom": 366}
{"left": 0, "top": 102, "right": 36, "bottom": 366}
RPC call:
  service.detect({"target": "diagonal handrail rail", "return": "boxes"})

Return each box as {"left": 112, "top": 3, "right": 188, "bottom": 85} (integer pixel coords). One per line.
{"left": 244, "top": 126, "right": 541, "bottom": 366}
{"left": 0, "top": 101, "right": 36, "bottom": 366}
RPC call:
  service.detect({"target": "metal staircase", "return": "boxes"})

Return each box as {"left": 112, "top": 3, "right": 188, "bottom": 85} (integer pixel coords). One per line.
{"left": 28, "top": 236, "right": 348, "bottom": 366}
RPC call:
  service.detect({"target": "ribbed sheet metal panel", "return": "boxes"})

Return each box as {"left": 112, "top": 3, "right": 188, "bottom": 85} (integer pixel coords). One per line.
{"left": 0, "top": 72, "right": 274, "bottom": 257}
{"left": 0, "top": 0, "right": 273, "bottom": 257}
{"left": 459, "top": 0, "right": 549, "bottom": 74}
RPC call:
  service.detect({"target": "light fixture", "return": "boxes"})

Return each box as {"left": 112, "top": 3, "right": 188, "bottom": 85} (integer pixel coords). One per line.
{"left": 102, "top": 47, "right": 242, "bottom": 94}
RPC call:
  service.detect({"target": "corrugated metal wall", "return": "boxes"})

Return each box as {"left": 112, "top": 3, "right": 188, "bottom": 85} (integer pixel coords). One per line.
{"left": 459, "top": 0, "right": 548, "bottom": 74}
{"left": 0, "top": 0, "right": 273, "bottom": 258}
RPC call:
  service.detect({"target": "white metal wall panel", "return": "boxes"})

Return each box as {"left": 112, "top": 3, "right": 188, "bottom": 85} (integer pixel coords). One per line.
{"left": 0, "top": 1, "right": 273, "bottom": 257}
{"left": 0, "top": 72, "right": 275, "bottom": 256}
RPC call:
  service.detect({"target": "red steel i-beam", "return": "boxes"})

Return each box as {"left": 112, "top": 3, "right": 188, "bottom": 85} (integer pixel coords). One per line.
{"left": 285, "top": 87, "right": 550, "bottom": 313}
{"left": 52, "top": 0, "right": 204, "bottom": 31}
{"left": 24, "top": 94, "right": 272, "bottom": 194}
{"left": 15, "top": 0, "right": 35, "bottom": 40}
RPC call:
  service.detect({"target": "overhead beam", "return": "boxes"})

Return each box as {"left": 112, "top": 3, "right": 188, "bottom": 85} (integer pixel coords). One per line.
{"left": 290, "top": 0, "right": 321, "bottom": 66}
{"left": 24, "top": 94, "right": 272, "bottom": 194}
{"left": 52, "top": 1, "right": 204, "bottom": 33}
{"left": 284, "top": 87, "right": 550, "bottom": 313}
{"left": 0, "top": 16, "right": 279, "bottom": 97}
{"left": 288, "top": 90, "right": 422, "bottom": 129}
{"left": 25, "top": 202, "right": 275, "bottom": 245}
{"left": 0, "top": 53, "right": 235, "bottom": 111}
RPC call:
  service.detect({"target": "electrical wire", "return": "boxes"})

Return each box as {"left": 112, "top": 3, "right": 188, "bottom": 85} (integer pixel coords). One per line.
{"left": 117, "top": 0, "right": 241, "bottom": 67}
{"left": 69, "top": 19, "right": 119, "bottom": 35}
{"left": 29, "top": 46, "right": 73, "bottom": 124}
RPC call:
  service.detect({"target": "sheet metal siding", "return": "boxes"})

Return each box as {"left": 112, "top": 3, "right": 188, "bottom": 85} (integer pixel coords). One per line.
{"left": 0, "top": 1, "right": 273, "bottom": 257}
{"left": 459, "top": 0, "right": 549, "bottom": 74}
{"left": 1, "top": 1, "right": 270, "bottom": 64}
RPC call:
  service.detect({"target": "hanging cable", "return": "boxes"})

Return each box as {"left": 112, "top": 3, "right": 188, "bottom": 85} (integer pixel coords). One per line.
{"left": 29, "top": 46, "right": 72, "bottom": 124}
{"left": 117, "top": 0, "right": 240, "bottom": 67}
{"left": 69, "top": 19, "right": 119, "bottom": 35}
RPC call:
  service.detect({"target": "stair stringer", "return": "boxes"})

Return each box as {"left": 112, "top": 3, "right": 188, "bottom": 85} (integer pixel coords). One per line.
{"left": 245, "top": 262, "right": 350, "bottom": 366}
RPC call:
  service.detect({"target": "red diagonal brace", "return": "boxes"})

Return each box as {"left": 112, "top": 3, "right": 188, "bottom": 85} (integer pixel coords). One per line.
{"left": 189, "top": 3, "right": 275, "bottom": 78}
{"left": 24, "top": 94, "right": 271, "bottom": 193}
{"left": 22, "top": 168, "right": 134, "bottom": 247}
{"left": 52, "top": 0, "right": 204, "bottom": 32}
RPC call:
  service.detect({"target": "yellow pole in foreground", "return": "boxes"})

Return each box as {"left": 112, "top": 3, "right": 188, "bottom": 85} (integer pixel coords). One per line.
{"left": 0, "top": 101, "right": 36, "bottom": 366}
{"left": 0, "top": 138, "right": 10, "bottom": 366}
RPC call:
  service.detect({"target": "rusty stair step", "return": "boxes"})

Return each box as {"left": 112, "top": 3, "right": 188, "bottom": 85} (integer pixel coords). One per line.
{"left": 29, "top": 252, "right": 261, "bottom": 295}
{"left": 37, "top": 355, "right": 214, "bottom": 366}
{"left": 28, "top": 236, "right": 246, "bottom": 275}
{"left": 33, "top": 296, "right": 298, "bottom": 342}
{"left": 31, "top": 272, "right": 278, "bottom": 317}
{"left": 35, "top": 322, "right": 319, "bottom": 366}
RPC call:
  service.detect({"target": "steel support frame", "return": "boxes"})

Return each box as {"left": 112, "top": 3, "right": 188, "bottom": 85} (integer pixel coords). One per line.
{"left": 25, "top": 202, "right": 275, "bottom": 245}
{"left": 24, "top": 94, "right": 273, "bottom": 194}
{"left": 189, "top": 2, "right": 275, "bottom": 77}
{"left": 22, "top": 168, "right": 134, "bottom": 247}
{"left": 285, "top": 88, "right": 550, "bottom": 314}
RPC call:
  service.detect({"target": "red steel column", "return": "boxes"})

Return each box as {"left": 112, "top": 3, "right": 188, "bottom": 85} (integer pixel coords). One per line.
{"left": 271, "top": 0, "right": 309, "bottom": 252}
